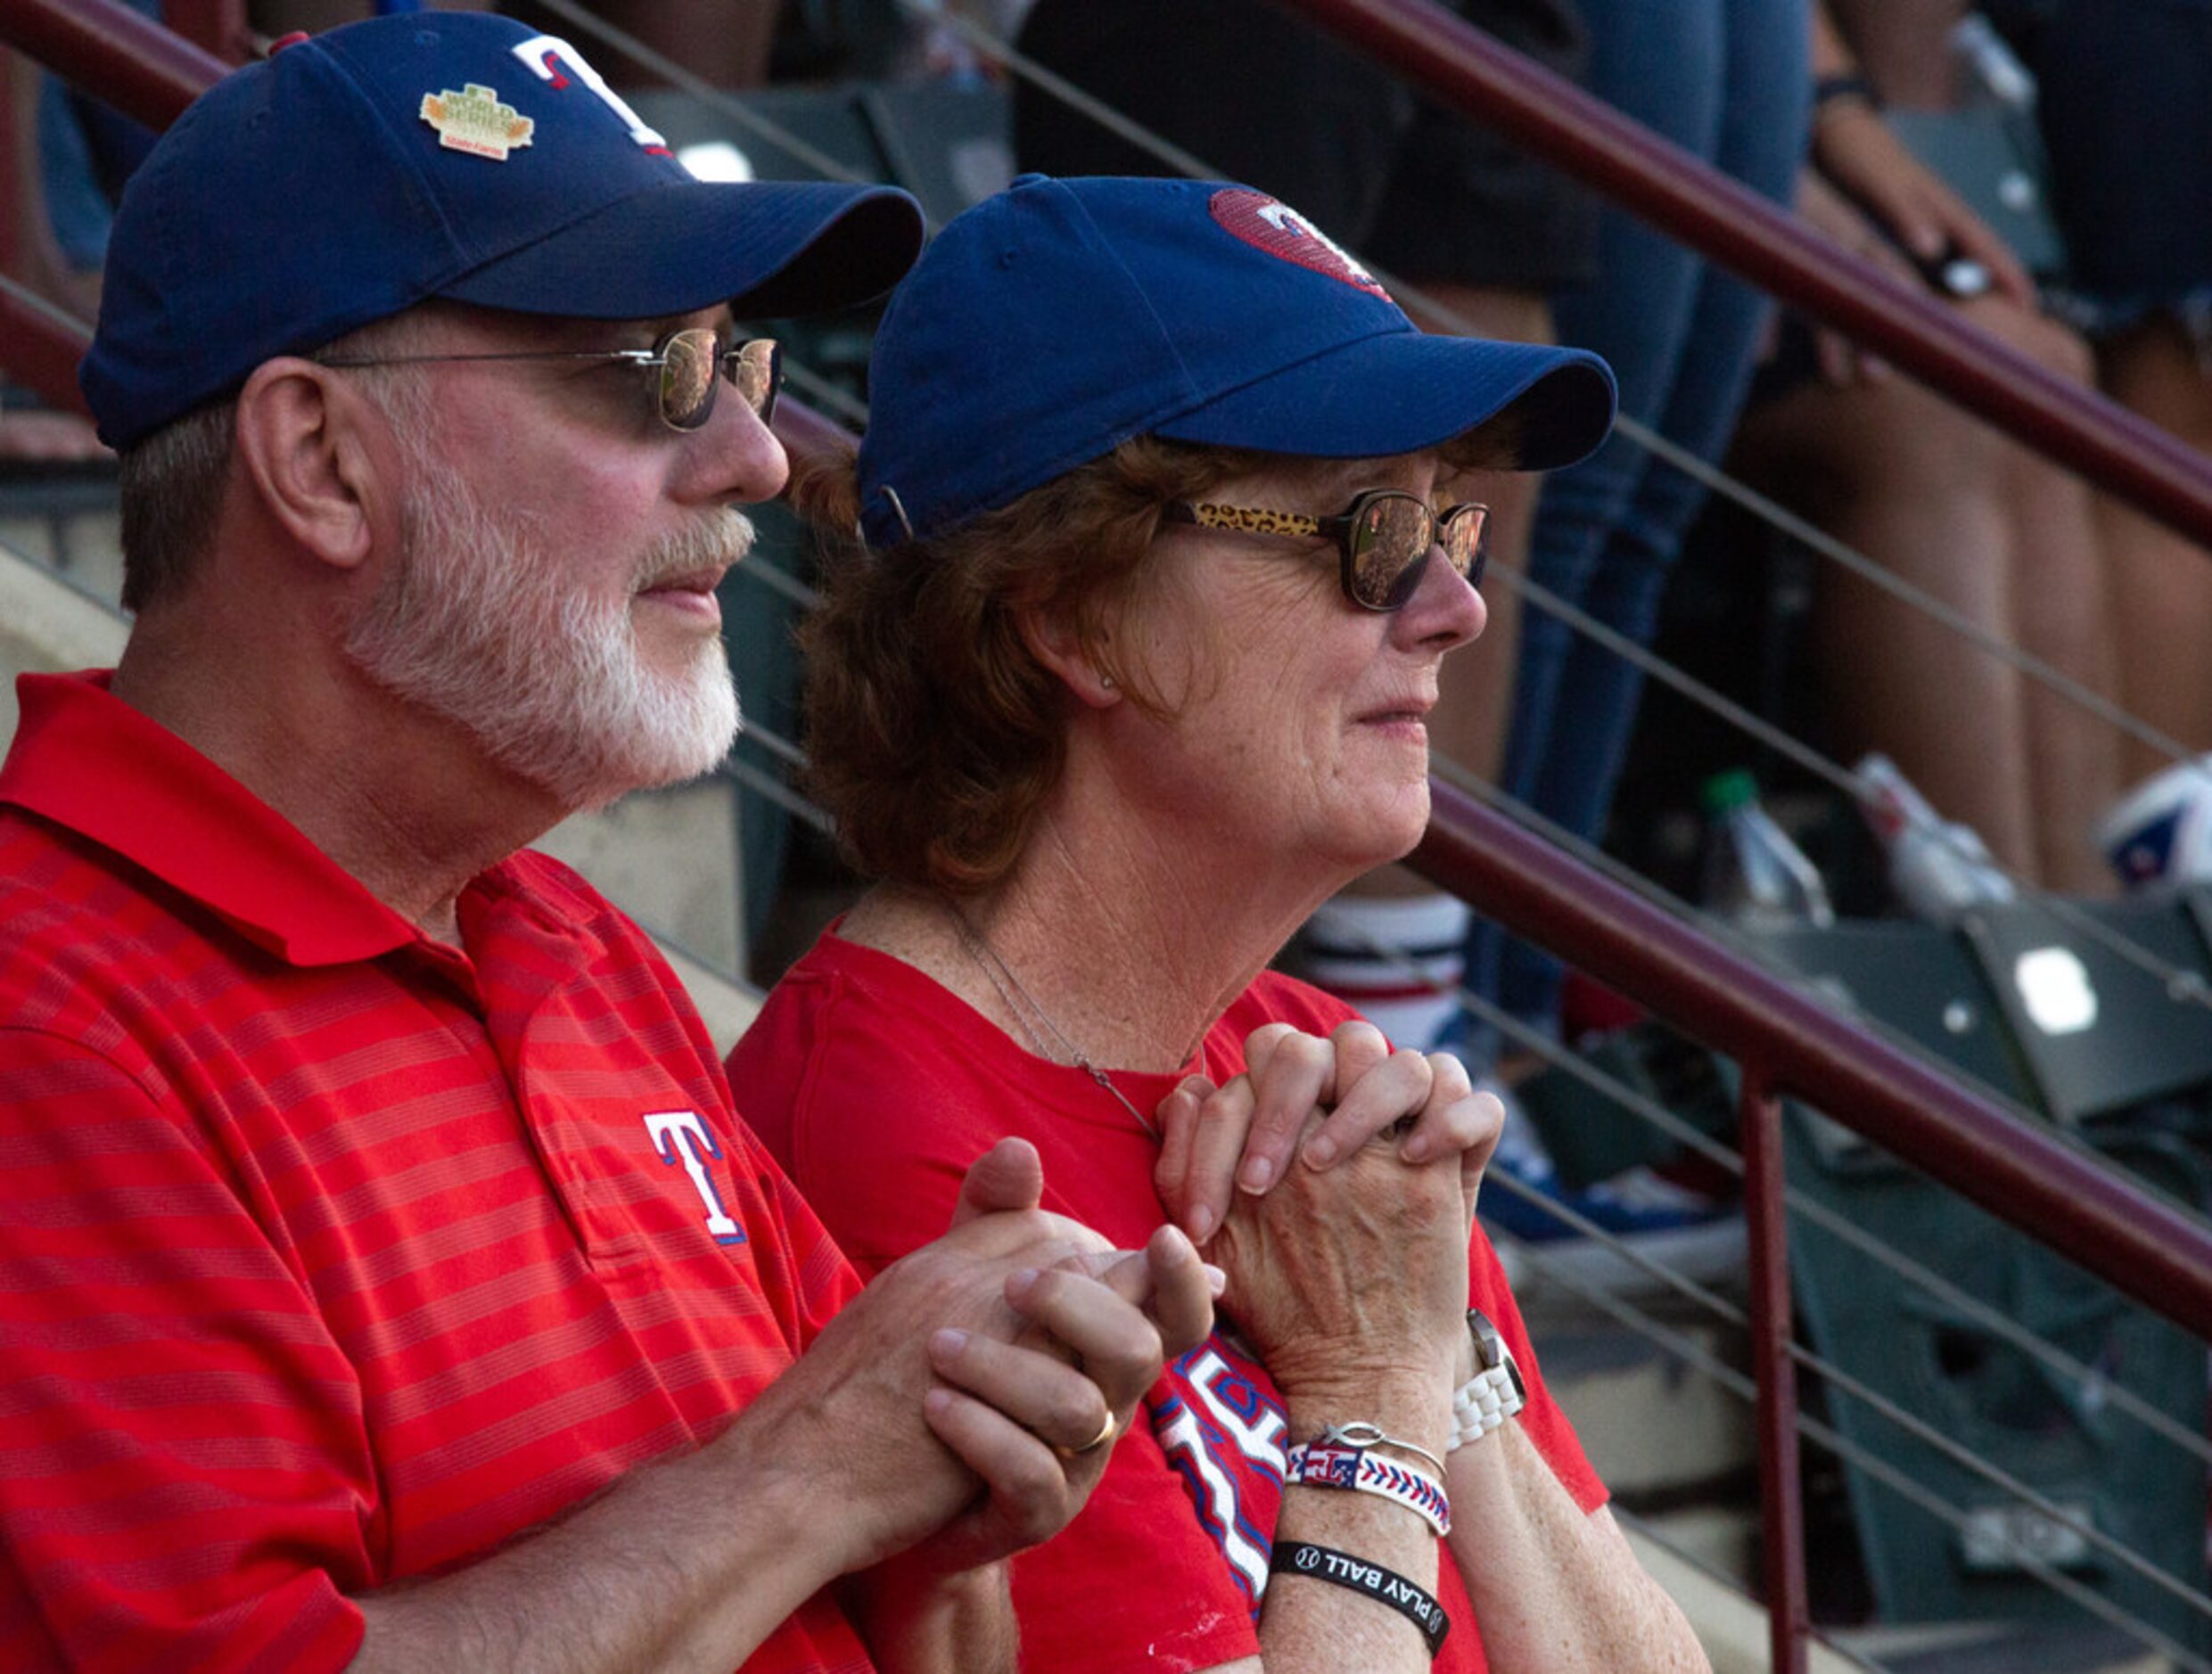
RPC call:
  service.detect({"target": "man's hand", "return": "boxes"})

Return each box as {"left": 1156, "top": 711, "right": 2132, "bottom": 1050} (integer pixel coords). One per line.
{"left": 909, "top": 1139, "right": 1214, "bottom": 1571}
{"left": 1154, "top": 1021, "right": 1500, "bottom": 1240}
{"left": 745, "top": 1139, "right": 1213, "bottom": 1579}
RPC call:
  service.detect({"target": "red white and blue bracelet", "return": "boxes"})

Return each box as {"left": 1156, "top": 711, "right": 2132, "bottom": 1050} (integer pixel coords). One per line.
{"left": 1284, "top": 1425, "right": 1451, "bottom": 1538}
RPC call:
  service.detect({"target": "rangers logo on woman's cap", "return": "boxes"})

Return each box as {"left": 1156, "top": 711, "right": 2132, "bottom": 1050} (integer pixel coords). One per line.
{"left": 858, "top": 173, "right": 1617, "bottom": 551}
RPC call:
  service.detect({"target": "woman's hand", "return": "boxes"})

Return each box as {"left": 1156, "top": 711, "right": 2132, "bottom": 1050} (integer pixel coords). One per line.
{"left": 1793, "top": 167, "right": 1922, "bottom": 385}
{"left": 1810, "top": 96, "right": 2035, "bottom": 308}
{"left": 1151, "top": 1021, "right": 1501, "bottom": 1241}
{"left": 1203, "top": 1110, "right": 1471, "bottom": 1403}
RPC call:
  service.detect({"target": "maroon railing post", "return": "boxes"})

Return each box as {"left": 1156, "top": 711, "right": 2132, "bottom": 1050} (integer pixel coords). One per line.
{"left": 1740, "top": 1069, "right": 1808, "bottom": 1674}
{"left": 1267, "top": 0, "right": 2212, "bottom": 556}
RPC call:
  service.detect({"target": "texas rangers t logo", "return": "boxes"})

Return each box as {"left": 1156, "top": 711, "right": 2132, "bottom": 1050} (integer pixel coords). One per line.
{"left": 1207, "top": 187, "right": 1393, "bottom": 300}
{"left": 643, "top": 1111, "right": 746, "bottom": 1244}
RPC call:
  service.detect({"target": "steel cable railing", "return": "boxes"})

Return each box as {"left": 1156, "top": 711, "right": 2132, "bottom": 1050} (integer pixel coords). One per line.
{"left": 398, "top": 15, "right": 2212, "bottom": 1665}
{"left": 1319, "top": 908, "right": 2212, "bottom": 1635}
{"left": 440, "top": 0, "right": 2212, "bottom": 1056}
{"left": 1509, "top": 1225, "right": 2212, "bottom": 1673}
{"left": 12, "top": 10, "right": 2212, "bottom": 1662}
{"left": 711, "top": 685, "right": 2212, "bottom": 1663}
{"left": 896, "top": 0, "right": 2212, "bottom": 1039}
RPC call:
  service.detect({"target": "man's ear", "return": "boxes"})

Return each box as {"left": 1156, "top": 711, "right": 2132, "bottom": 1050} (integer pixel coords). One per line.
{"left": 233, "top": 358, "right": 384, "bottom": 572}
{"left": 1017, "top": 605, "right": 1122, "bottom": 709}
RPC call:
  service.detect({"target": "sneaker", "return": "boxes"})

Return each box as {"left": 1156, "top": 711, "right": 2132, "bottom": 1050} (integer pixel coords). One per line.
{"left": 2096, "top": 755, "right": 2212, "bottom": 892}
{"left": 1476, "top": 1079, "right": 1744, "bottom": 1301}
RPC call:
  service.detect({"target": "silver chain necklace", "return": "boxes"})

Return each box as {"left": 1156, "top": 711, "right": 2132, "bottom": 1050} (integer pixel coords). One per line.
{"left": 942, "top": 900, "right": 1159, "bottom": 1137}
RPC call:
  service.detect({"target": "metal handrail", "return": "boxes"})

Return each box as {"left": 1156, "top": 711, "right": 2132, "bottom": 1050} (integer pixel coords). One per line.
{"left": 2, "top": 0, "right": 222, "bottom": 129}
{"left": 12, "top": 0, "right": 2212, "bottom": 547}
{"left": 0, "top": 0, "right": 227, "bottom": 413}
{"left": 1269, "top": 0, "right": 2212, "bottom": 556}
{"left": 1411, "top": 778, "right": 2212, "bottom": 1670}
{"left": 10, "top": 7, "right": 2212, "bottom": 1666}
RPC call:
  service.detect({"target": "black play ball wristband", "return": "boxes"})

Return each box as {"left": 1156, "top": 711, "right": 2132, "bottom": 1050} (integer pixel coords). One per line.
{"left": 1270, "top": 1540, "right": 1451, "bottom": 1656}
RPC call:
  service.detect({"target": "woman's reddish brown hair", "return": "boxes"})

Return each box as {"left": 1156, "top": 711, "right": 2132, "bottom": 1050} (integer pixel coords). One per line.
{"left": 788, "top": 419, "right": 1523, "bottom": 894}
{"left": 791, "top": 434, "right": 1270, "bottom": 892}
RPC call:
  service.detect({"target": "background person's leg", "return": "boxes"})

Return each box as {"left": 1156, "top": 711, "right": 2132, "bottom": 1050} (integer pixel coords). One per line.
{"left": 1472, "top": 0, "right": 1810, "bottom": 1052}
{"left": 2098, "top": 316, "right": 2212, "bottom": 786}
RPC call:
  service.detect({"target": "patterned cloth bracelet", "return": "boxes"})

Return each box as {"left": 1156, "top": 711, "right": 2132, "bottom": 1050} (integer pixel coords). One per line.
{"left": 1284, "top": 1440, "right": 1451, "bottom": 1538}
{"left": 1270, "top": 1541, "right": 1451, "bottom": 1656}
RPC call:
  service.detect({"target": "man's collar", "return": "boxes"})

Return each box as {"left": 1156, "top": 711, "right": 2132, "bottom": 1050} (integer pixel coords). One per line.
{"left": 1, "top": 670, "right": 426, "bottom": 965}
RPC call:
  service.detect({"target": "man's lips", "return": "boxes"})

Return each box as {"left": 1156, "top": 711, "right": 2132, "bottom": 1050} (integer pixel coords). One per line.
{"left": 636, "top": 567, "right": 728, "bottom": 622}
{"left": 639, "top": 566, "right": 727, "bottom": 596}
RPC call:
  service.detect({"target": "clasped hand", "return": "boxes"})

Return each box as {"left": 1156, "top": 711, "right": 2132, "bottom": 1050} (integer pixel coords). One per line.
{"left": 774, "top": 1137, "right": 1215, "bottom": 1578}
{"left": 1154, "top": 1019, "right": 1499, "bottom": 1243}
{"left": 1155, "top": 1022, "right": 1495, "bottom": 1399}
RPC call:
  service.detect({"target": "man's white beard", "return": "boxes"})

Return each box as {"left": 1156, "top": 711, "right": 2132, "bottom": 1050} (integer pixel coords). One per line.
{"left": 344, "top": 448, "right": 745, "bottom": 812}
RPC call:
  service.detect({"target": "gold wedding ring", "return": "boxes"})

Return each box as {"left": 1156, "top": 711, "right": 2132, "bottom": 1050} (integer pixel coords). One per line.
{"left": 1061, "top": 1410, "right": 1117, "bottom": 1457}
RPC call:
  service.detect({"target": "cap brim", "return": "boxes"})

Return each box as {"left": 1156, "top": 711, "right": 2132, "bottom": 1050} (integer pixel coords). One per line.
{"left": 1154, "top": 330, "right": 1617, "bottom": 472}
{"left": 442, "top": 178, "right": 924, "bottom": 322}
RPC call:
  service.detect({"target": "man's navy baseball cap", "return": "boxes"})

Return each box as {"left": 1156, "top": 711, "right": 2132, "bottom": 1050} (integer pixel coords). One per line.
{"left": 82, "top": 12, "right": 924, "bottom": 450}
{"left": 857, "top": 174, "right": 1617, "bottom": 550}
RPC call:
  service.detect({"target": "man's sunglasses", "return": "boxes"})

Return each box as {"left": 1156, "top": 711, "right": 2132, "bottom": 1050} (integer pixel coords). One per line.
{"left": 320, "top": 328, "right": 781, "bottom": 433}
{"left": 1161, "top": 489, "right": 1490, "bottom": 612}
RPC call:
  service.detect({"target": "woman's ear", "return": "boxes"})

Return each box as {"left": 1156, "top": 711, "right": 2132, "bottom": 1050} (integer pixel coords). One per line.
{"left": 1017, "top": 605, "right": 1122, "bottom": 710}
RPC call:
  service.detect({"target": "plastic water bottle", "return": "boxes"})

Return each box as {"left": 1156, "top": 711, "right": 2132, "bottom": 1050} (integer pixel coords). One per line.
{"left": 1699, "top": 770, "right": 1836, "bottom": 931}
{"left": 1953, "top": 13, "right": 2037, "bottom": 111}
{"left": 1854, "top": 753, "right": 2017, "bottom": 923}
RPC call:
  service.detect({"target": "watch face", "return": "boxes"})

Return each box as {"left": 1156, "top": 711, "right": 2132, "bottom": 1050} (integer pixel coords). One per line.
{"left": 1468, "top": 1306, "right": 1528, "bottom": 1403}
{"left": 1468, "top": 1306, "right": 1505, "bottom": 1369}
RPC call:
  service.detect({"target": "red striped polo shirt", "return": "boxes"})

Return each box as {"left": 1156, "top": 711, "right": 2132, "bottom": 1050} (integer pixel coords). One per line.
{"left": 0, "top": 671, "right": 869, "bottom": 1673}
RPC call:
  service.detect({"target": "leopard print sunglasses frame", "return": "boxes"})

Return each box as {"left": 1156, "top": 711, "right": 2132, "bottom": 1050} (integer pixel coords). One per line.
{"left": 1161, "top": 489, "right": 1489, "bottom": 612}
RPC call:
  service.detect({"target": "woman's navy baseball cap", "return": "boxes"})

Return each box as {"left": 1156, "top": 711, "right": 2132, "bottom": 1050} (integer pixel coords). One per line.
{"left": 81, "top": 12, "right": 924, "bottom": 450}
{"left": 857, "top": 174, "right": 1618, "bottom": 550}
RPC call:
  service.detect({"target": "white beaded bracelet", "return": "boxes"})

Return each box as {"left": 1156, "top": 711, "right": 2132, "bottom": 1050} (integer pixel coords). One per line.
{"left": 1449, "top": 1308, "right": 1527, "bottom": 1452}
{"left": 1285, "top": 1438, "right": 1451, "bottom": 1538}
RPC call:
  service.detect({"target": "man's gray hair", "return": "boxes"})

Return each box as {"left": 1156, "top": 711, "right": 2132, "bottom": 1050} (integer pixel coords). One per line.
{"left": 115, "top": 310, "right": 437, "bottom": 614}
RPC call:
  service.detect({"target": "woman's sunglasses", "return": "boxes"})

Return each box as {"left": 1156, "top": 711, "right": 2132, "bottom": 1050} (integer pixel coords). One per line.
{"left": 1161, "top": 489, "right": 1489, "bottom": 612}
{"left": 321, "top": 327, "right": 781, "bottom": 433}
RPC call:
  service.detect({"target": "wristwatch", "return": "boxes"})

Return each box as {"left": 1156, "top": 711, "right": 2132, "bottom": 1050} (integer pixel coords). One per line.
{"left": 1448, "top": 1308, "right": 1526, "bottom": 1451}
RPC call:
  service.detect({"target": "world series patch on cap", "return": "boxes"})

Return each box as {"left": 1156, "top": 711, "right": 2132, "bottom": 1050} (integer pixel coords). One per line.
{"left": 81, "top": 11, "right": 925, "bottom": 450}
{"left": 856, "top": 173, "right": 1618, "bottom": 551}
{"left": 419, "top": 82, "right": 536, "bottom": 161}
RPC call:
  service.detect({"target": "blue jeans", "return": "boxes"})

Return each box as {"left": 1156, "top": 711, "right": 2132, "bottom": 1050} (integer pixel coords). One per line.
{"left": 1467, "top": 0, "right": 1811, "bottom": 1054}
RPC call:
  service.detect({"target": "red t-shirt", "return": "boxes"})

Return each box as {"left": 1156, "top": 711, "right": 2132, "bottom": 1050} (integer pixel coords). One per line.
{"left": 0, "top": 672, "right": 869, "bottom": 1674}
{"left": 731, "top": 930, "right": 1608, "bottom": 1673}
